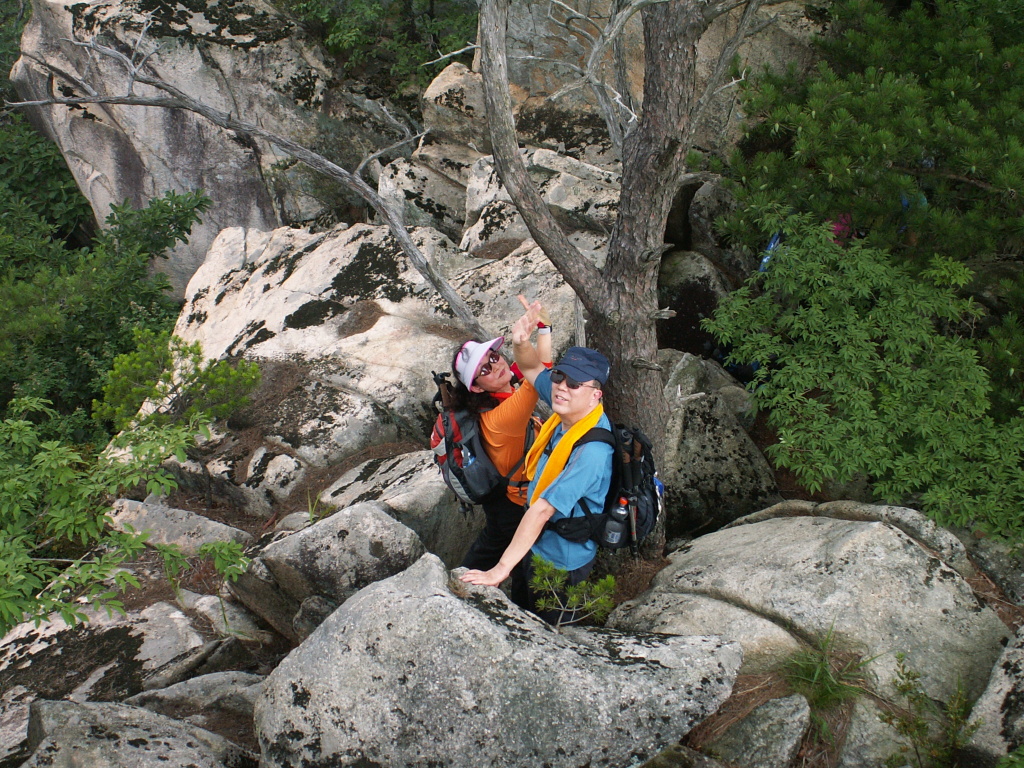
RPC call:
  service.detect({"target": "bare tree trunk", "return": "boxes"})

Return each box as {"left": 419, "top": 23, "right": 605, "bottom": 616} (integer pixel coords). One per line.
{"left": 478, "top": 0, "right": 719, "bottom": 450}
{"left": 595, "top": 0, "right": 713, "bottom": 444}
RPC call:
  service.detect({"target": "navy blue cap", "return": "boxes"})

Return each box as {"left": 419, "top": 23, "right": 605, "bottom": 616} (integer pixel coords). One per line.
{"left": 554, "top": 347, "right": 610, "bottom": 386}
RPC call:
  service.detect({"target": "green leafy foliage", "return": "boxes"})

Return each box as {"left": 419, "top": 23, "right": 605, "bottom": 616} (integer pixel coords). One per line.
{"left": 722, "top": 0, "right": 1024, "bottom": 430}
{"left": 704, "top": 212, "right": 1024, "bottom": 536}
{"left": 528, "top": 555, "right": 616, "bottom": 628}
{"left": 157, "top": 540, "right": 250, "bottom": 594}
{"left": 197, "top": 540, "right": 250, "bottom": 582}
{"left": 0, "top": 397, "right": 207, "bottom": 636}
{"left": 94, "top": 329, "right": 261, "bottom": 431}
{"left": 0, "top": 117, "right": 94, "bottom": 249}
{"left": 725, "top": 0, "right": 1024, "bottom": 269}
{"left": 978, "top": 273, "right": 1024, "bottom": 422}
{"left": 998, "top": 747, "right": 1024, "bottom": 768}
{"left": 1, "top": 0, "right": 28, "bottom": 103}
{"left": 880, "top": 653, "right": 980, "bottom": 767}
{"left": 0, "top": 190, "right": 211, "bottom": 441}
{"left": 278, "top": 0, "right": 476, "bottom": 92}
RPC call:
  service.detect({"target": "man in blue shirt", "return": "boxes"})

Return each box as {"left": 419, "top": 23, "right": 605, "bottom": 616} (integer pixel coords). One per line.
{"left": 461, "top": 305, "right": 613, "bottom": 625}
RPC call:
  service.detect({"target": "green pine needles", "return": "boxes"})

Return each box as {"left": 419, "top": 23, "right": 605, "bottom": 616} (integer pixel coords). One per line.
{"left": 94, "top": 329, "right": 261, "bottom": 432}
{"left": 528, "top": 555, "right": 616, "bottom": 629}
{"left": 707, "top": 0, "right": 1024, "bottom": 540}
{"left": 704, "top": 211, "right": 1024, "bottom": 536}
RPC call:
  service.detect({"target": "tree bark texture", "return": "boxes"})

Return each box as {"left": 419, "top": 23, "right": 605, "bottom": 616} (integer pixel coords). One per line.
{"left": 479, "top": 0, "right": 720, "bottom": 451}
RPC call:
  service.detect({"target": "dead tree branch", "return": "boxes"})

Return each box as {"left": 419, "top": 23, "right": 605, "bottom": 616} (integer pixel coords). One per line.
{"left": 477, "top": 0, "right": 608, "bottom": 311}
{"left": 8, "top": 37, "right": 489, "bottom": 339}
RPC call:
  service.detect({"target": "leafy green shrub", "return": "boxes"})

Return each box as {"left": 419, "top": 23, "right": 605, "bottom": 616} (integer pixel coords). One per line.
{"left": 998, "top": 747, "right": 1024, "bottom": 768}
{"left": 703, "top": 212, "right": 1024, "bottom": 537}
{"left": 158, "top": 540, "right": 250, "bottom": 594}
{"left": 279, "top": 0, "right": 477, "bottom": 91}
{"left": 722, "top": 0, "right": 1024, "bottom": 423}
{"left": 724, "top": 0, "right": 1024, "bottom": 270}
{"left": 94, "top": 329, "right": 261, "bottom": 431}
{"left": 978, "top": 274, "right": 1024, "bottom": 422}
{"left": 528, "top": 555, "right": 616, "bottom": 629}
{"left": 0, "top": 397, "right": 206, "bottom": 636}
{"left": 0, "top": 117, "right": 94, "bottom": 249}
{"left": 0, "top": 190, "right": 211, "bottom": 441}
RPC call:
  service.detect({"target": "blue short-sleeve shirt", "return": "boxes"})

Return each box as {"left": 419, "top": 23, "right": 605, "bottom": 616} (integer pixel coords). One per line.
{"left": 528, "top": 368, "right": 613, "bottom": 571}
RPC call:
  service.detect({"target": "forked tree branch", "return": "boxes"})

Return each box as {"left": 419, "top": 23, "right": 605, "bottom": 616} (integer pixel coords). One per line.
{"left": 477, "top": 0, "right": 609, "bottom": 312}
{"left": 8, "top": 38, "right": 490, "bottom": 340}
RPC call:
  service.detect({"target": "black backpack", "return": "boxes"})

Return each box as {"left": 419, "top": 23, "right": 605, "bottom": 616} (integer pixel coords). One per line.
{"left": 429, "top": 371, "right": 529, "bottom": 507}
{"left": 545, "top": 425, "right": 663, "bottom": 554}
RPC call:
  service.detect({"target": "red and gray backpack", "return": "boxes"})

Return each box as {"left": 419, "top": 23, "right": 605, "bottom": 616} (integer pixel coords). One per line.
{"left": 429, "top": 371, "right": 530, "bottom": 507}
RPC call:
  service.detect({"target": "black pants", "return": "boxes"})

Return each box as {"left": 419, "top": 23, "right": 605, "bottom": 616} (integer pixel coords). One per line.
{"left": 514, "top": 554, "right": 596, "bottom": 627}
{"left": 460, "top": 490, "right": 525, "bottom": 571}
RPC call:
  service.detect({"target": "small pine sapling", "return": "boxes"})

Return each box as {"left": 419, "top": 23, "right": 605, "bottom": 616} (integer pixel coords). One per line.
{"left": 528, "top": 555, "right": 616, "bottom": 629}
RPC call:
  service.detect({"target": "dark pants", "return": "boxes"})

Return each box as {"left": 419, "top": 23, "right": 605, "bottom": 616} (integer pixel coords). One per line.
{"left": 513, "top": 554, "right": 596, "bottom": 627}
{"left": 460, "top": 490, "right": 525, "bottom": 571}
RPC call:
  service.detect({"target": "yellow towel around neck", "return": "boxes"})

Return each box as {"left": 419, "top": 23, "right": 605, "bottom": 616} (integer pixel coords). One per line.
{"left": 525, "top": 403, "right": 604, "bottom": 506}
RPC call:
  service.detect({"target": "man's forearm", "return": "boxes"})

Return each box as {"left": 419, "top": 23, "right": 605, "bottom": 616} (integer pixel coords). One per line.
{"left": 496, "top": 498, "right": 556, "bottom": 573}
{"left": 459, "top": 498, "right": 556, "bottom": 585}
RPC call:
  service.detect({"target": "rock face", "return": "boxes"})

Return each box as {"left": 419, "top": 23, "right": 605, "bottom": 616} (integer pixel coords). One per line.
{"left": 320, "top": 453, "right": 478, "bottom": 568}
{"left": 126, "top": 671, "right": 265, "bottom": 749}
{"left": 610, "top": 505, "right": 1010, "bottom": 764}
{"left": 0, "top": 603, "right": 203, "bottom": 703}
{"left": 255, "top": 555, "right": 742, "bottom": 768}
{"left": 500, "top": 0, "right": 821, "bottom": 157}
{"left": 707, "top": 694, "right": 810, "bottom": 768}
{"left": 110, "top": 497, "right": 254, "bottom": 555}
{"left": 169, "top": 222, "right": 580, "bottom": 521}
{"left": 11, "top": 0, "right": 334, "bottom": 294}
{"left": 964, "top": 626, "right": 1024, "bottom": 765}
{"left": 227, "top": 500, "right": 428, "bottom": 641}
{"left": 22, "top": 699, "right": 256, "bottom": 767}
{"left": 660, "top": 381, "right": 780, "bottom": 535}
{"left": 0, "top": 603, "right": 205, "bottom": 764}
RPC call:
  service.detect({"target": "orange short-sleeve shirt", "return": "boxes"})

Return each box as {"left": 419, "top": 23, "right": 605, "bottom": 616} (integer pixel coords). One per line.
{"left": 479, "top": 379, "right": 540, "bottom": 506}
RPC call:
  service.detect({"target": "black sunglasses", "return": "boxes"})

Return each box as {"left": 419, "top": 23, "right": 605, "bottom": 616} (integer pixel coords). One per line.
{"left": 476, "top": 351, "right": 502, "bottom": 379}
{"left": 550, "top": 369, "right": 599, "bottom": 390}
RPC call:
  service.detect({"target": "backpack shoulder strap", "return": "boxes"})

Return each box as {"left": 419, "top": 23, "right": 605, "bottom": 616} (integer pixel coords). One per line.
{"left": 575, "top": 427, "right": 615, "bottom": 448}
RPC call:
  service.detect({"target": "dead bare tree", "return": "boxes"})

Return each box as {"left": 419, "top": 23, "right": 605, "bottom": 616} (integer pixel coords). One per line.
{"left": 478, "top": 0, "right": 776, "bottom": 446}
{"left": 9, "top": 0, "right": 783, "bottom": 447}
{"left": 6, "top": 34, "right": 490, "bottom": 340}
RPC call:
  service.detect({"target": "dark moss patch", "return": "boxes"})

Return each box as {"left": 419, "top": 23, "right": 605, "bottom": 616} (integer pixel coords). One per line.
{"left": 432, "top": 86, "right": 473, "bottom": 114}
{"left": 336, "top": 300, "right": 385, "bottom": 338}
{"left": 400, "top": 187, "right": 446, "bottom": 219}
{"left": 226, "top": 321, "right": 276, "bottom": 357}
{"left": 128, "top": 0, "right": 294, "bottom": 50}
{"left": 287, "top": 68, "right": 324, "bottom": 109}
{"left": 283, "top": 299, "right": 342, "bottom": 330}
{"left": 261, "top": 234, "right": 327, "bottom": 282}
{"left": 329, "top": 235, "right": 409, "bottom": 303}
{"left": 0, "top": 624, "right": 146, "bottom": 702}
{"left": 516, "top": 103, "right": 612, "bottom": 159}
